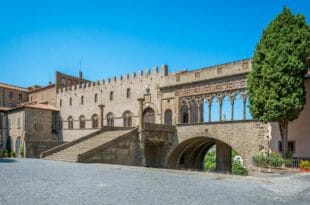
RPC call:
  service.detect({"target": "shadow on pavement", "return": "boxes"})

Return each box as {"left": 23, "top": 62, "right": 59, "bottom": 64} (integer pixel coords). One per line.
{"left": 0, "top": 158, "right": 17, "bottom": 163}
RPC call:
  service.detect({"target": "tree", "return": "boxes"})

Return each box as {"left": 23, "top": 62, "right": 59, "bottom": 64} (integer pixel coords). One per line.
{"left": 247, "top": 7, "right": 310, "bottom": 157}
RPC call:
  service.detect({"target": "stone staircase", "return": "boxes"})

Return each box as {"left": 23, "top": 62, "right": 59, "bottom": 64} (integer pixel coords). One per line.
{"left": 42, "top": 129, "right": 131, "bottom": 162}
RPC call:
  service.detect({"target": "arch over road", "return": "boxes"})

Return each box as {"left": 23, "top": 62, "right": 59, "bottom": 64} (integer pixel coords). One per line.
{"left": 164, "top": 121, "right": 269, "bottom": 173}
{"left": 167, "top": 137, "right": 232, "bottom": 172}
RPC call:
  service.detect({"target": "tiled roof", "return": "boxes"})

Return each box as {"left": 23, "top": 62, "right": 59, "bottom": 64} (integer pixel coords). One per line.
{"left": 0, "top": 83, "right": 28, "bottom": 92}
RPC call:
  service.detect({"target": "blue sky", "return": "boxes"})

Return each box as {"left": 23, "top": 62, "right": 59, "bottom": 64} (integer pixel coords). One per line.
{"left": 0, "top": 0, "right": 309, "bottom": 87}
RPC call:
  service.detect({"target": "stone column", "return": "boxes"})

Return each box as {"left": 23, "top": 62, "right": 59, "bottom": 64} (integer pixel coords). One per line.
{"left": 219, "top": 101, "right": 223, "bottom": 121}
{"left": 208, "top": 103, "right": 211, "bottom": 122}
{"left": 231, "top": 101, "right": 234, "bottom": 121}
{"left": 197, "top": 104, "right": 201, "bottom": 123}
{"left": 98, "top": 104, "right": 105, "bottom": 128}
{"left": 242, "top": 97, "right": 247, "bottom": 120}
{"left": 187, "top": 104, "right": 191, "bottom": 124}
{"left": 137, "top": 98, "right": 145, "bottom": 130}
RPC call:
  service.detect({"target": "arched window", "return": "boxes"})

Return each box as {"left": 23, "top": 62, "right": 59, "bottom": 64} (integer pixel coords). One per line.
{"left": 233, "top": 94, "right": 243, "bottom": 120}
{"left": 143, "top": 108, "right": 155, "bottom": 124}
{"left": 79, "top": 115, "right": 85, "bottom": 129}
{"left": 68, "top": 116, "right": 73, "bottom": 129}
{"left": 180, "top": 105, "right": 189, "bottom": 123}
{"left": 221, "top": 96, "right": 232, "bottom": 121}
{"left": 110, "top": 91, "right": 114, "bottom": 101}
{"left": 211, "top": 97, "right": 220, "bottom": 122}
{"left": 164, "top": 109, "right": 173, "bottom": 125}
{"left": 123, "top": 111, "right": 132, "bottom": 127}
{"left": 106, "top": 112, "right": 114, "bottom": 127}
{"left": 94, "top": 94, "right": 98, "bottom": 103}
{"left": 92, "top": 114, "right": 99, "bottom": 128}
{"left": 15, "top": 137, "right": 22, "bottom": 154}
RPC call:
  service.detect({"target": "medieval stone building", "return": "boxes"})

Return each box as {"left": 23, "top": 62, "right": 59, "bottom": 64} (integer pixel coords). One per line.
{"left": 1, "top": 58, "right": 309, "bottom": 173}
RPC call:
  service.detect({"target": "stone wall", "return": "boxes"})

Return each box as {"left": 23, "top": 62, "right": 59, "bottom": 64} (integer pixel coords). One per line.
{"left": 6, "top": 109, "right": 25, "bottom": 153}
{"left": 28, "top": 85, "right": 56, "bottom": 106}
{"left": 57, "top": 59, "right": 252, "bottom": 142}
{"left": 25, "top": 140, "right": 64, "bottom": 158}
{"left": 169, "top": 121, "right": 269, "bottom": 171}
{"left": 80, "top": 129, "right": 140, "bottom": 166}
{"left": 0, "top": 85, "right": 28, "bottom": 107}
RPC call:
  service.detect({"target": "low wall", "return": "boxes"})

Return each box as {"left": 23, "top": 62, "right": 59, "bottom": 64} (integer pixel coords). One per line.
{"left": 25, "top": 141, "right": 65, "bottom": 158}
{"left": 79, "top": 129, "right": 140, "bottom": 166}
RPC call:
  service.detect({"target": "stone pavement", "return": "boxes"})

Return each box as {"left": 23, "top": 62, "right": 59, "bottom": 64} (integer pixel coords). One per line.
{"left": 0, "top": 158, "right": 309, "bottom": 205}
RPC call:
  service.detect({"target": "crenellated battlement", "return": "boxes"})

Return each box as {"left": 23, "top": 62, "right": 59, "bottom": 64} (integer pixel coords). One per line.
{"left": 58, "top": 64, "right": 170, "bottom": 94}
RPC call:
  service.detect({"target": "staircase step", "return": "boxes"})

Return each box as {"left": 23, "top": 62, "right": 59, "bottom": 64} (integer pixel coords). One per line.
{"left": 44, "top": 129, "right": 130, "bottom": 162}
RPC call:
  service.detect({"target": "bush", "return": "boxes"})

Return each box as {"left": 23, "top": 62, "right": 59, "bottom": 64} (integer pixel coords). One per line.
{"left": 19, "top": 143, "right": 24, "bottom": 157}
{"left": 253, "top": 152, "right": 284, "bottom": 168}
{"left": 11, "top": 152, "right": 16, "bottom": 158}
{"left": 300, "top": 160, "right": 310, "bottom": 169}
{"left": 3, "top": 150, "right": 9, "bottom": 158}
{"left": 232, "top": 160, "right": 248, "bottom": 175}
{"left": 204, "top": 149, "right": 216, "bottom": 171}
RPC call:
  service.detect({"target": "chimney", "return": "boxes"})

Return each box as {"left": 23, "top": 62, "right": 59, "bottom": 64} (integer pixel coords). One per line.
{"left": 79, "top": 71, "right": 83, "bottom": 81}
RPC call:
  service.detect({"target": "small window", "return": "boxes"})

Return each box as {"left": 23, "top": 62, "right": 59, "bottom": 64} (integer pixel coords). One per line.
{"left": 17, "top": 117, "right": 21, "bottom": 128}
{"left": 110, "top": 91, "right": 114, "bottom": 101}
{"left": 81, "top": 96, "right": 84, "bottom": 105}
{"left": 18, "top": 93, "right": 23, "bottom": 101}
{"left": 94, "top": 94, "right": 98, "bottom": 103}
{"left": 288, "top": 141, "right": 296, "bottom": 154}
{"left": 69, "top": 98, "right": 72, "bottom": 106}
{"left": 59, "top": 99, "right": 62, "bottom": 107}
{"left": 30, "top": 96, "right": 33, "bottom": 101}
{"left": 126, "top": 88, "right": 131, "bottom": 99}
{"left": 278, "top": 141, "right": 282, "bottom": 152}
{"left": 9, "top": 92, "right": 13, "bottom": 98}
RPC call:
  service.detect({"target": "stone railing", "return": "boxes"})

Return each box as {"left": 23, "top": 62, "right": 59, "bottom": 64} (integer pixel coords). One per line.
{"left": 40, "top": 126, "right": 133, "bottom": 158}
{"left": 77, "top": 128, "right": 139, "bottom": 162}
{"left": 143, "top": 123, "right": 175, "bottom": 133}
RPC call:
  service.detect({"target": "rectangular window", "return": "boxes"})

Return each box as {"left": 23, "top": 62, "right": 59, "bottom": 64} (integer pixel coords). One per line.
{"left": 18, "top": 93, "right": 23, "bottom": 101}
{"left": 17, "top": 117, "right": 21, "bottom": 128}
{"left": 94, "top": 94, "right": 98, "bottom": 103}
{"left": 60, "top": 99, "right": 62, "bottom": 107}
{"left": 69, "top": 98, "right": 72, "bottom": 106}
{"left": 8, "top": 119, "right": 11, "bottom": 129}
{"left": 288, "top": 141, "right": 296, "bottom": 154}
{"left": 278, "top": 141, "right": 282, "bottom": 152}
{"left": 126, "top": 88, "right": 131, "bottom": 99}
{"left": 81, "top": 96, "right": 84, "bottom": 105}
{"left": 9, "top": 92, "right": 13, "bottom": 98}
{"left": 110, "top": 91, "right": 113, "bottom": 101}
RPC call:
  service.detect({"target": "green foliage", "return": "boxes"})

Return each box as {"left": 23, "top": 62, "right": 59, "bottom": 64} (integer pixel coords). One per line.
{"left": 3, "top": 150, "right": 9, "bottom": 158}
{"left": 11, "top": 152, "right": 16, "bottom": 158}
{"left": 248, "top": 7, "right": 310, "bottom": 123}
{"left": 19, "top": 143, "right": 24, "bottom": 157}
{"left": 232, "top": 160, "right": 248, "bottom": 175}
{"left": 204, "top": 149, "right": 216, "bottom": 171}
{"left": 300, "top": 160, "right": 310, "bottom": 169}
{"left": 253, "top": 152, "right": 284, "bottom": 168}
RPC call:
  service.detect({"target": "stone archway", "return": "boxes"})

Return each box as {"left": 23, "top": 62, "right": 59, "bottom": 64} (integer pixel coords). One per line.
{"left": 15, "top": 137, "right": 22, "bottom": 155}
{"left": 166, "top": 136, "right": 233, "bottom": 173}
{"left": 143, "top": 108, "right": 155, "bottom": 124}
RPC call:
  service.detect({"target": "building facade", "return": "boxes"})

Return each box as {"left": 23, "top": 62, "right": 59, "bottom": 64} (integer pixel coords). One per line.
{"left": 1, "top": 58, "right": 310, "bottom": 164}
